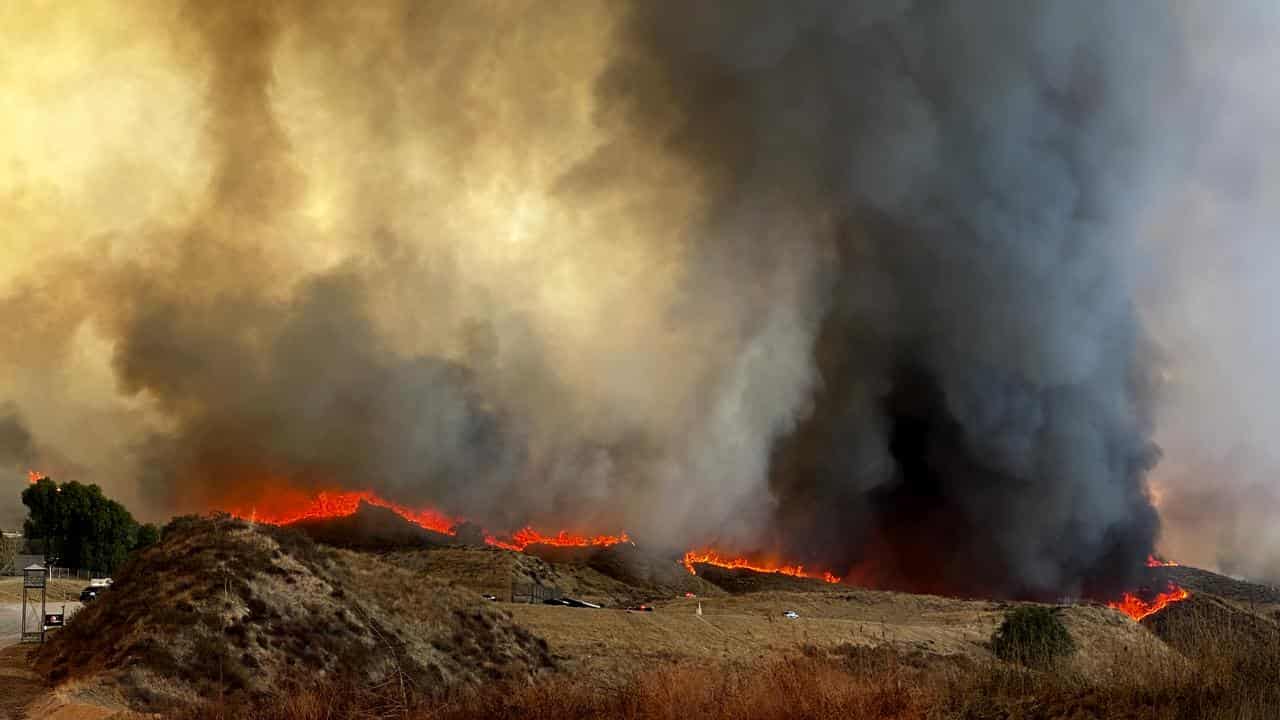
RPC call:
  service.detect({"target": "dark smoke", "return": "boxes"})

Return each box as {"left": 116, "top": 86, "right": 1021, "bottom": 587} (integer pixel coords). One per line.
{"left": 601, "top": 0, "right": 1182, "bottom": 598}
{"left": 100, "top": 1, "right": 527, "bottom": 522}
{"left": 0, "top": 0, "right": 1206, "bottom": 600}
{"left": 0, "top": 406, "right": 37, "bottom": 529}
{"left": 0, "top": 408, "right": 36, "bottom": 468}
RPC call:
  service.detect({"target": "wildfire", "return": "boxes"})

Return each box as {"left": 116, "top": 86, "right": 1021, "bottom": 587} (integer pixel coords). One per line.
{"left": 1108, "top": 582, "right": 1191, "bottom": 621}
{"left": 27, "top": 470, "right": 45, "bottom": 484}
{"left": 233, "top": 489, "right": 842, "bottom": 583}
{"left": 682, "top": 548, "right": 841, "bottom": 584}
{"left": 243, "top": 489, "right": 457, "bottom": 534}
{"left": 230, "top": 488, "right": 1194, "bottom": 605}
{"left": 485, "top": 527, "right": 631, "bottom": 552}
{"left": 233, "top": 489, "right": 629, "bottom": 552}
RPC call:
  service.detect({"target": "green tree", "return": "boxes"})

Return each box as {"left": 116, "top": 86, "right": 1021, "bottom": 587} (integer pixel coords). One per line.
{"left": 991, "top": 605, "right": 1077, "bottom": 669}
{"left": 21, "top": 477, "right": 145, "bottom": 574}
{"left": 133, "top": 523, "right": 160, "bottom": 551}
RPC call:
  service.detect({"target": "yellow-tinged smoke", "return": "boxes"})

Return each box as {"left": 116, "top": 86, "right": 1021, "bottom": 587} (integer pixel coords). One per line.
{"left": 11, "top": 0, "right": 1278, "bottom": 593}
{"left": 0, "top": 0, "right": 802, "bottom": 544}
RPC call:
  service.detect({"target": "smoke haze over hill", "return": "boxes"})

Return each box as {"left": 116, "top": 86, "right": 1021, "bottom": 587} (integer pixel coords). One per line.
{"left": 1, "top": 1, "right": 1278, "bottom": 592}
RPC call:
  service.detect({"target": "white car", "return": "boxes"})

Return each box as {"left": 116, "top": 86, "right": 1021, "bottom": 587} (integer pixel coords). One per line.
{"left": 783, "top": 610, "right": 799, "bottom": 619}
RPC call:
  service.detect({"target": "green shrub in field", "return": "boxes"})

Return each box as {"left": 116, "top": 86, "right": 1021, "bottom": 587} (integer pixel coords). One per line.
{"left": 991, "top": 606, "right": 1076, "bottom": 668}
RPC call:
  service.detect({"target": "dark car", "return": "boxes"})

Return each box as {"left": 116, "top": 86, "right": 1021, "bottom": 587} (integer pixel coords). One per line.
{"left": 79, "top": 586, "right": 103, "bottom": 602}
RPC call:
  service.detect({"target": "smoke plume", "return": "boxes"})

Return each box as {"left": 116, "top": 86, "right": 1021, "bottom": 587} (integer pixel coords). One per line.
{"left": 0, "top": 407, "right": 37, "bottom": 530}
{"left": 0, "top": 0, "right": 1272, "bottom": 595}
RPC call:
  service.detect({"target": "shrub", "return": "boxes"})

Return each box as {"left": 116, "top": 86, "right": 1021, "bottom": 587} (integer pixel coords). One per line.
{"left": 991, "top": 605, "right": 1076, "bottom": 668}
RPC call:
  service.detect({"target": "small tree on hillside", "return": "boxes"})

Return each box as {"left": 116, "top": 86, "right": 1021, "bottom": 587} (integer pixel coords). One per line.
{"left": 22, "top": 477, "right": 144, "bottom": 574}
{"left": 991, "top": 605, "right": 1076, "bottom": 669}
{"left": 133, "top": 523, "right": 160, "bottom": 551}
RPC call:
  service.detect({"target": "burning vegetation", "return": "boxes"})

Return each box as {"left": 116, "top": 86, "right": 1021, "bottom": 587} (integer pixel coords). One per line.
{"left": 1108, "top": 584, "right": 1192, "bottom": 622}
{"left": 681, "top": 548, "right": 841, "bottom": 585}
{"left": 0, "top": 0, "right": 1199, "bottom": 608}
{"left": 229, "top": 487, "right": 1191, "bottom": 617}
{"left": 233, "top": 490, "right": 630, "bottom": 553}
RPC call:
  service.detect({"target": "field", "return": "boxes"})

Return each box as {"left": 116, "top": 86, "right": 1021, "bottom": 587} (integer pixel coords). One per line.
{"left": 0, "top": 578, "right": 88, "bottom": 605}
{"left": 1, "top": 514, "right": 1278, "bottom": 719}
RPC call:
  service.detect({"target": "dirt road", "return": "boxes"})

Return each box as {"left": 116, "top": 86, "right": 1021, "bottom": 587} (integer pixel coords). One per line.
{"left": 0, "top": 645, "right": 45, "bottom": 720}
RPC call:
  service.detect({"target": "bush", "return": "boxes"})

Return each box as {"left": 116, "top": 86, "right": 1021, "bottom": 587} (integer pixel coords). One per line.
{"left": 991, "top": 605, "right": 1075, "bottom": 669}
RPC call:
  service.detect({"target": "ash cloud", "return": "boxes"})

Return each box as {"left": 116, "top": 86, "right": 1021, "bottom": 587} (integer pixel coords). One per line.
{"left": 601, "top": 0, "right": 1184, "bottom": 598}
{"left": 0, "top": 0, "right": 1270, "bottom": 597}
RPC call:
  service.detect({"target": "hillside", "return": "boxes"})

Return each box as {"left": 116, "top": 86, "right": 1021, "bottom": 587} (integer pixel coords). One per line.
{"left": 289, "top": 502, "right": 455, "bottom": 550}
{"left": 31, "top": 515, "right": 552, "bottom": 713}
{"left": 1149, "top": 565, "right": 1280, "bottom": 619}
{"left": 14, "top": 514, "right": 1280, "bottom": 718}
{"left": 503, "top": 587, "right": 1177, "bottom": 685}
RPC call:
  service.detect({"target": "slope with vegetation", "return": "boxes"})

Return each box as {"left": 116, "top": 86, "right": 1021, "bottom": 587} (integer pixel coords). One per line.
{"left": 33, "top": 514, "right": 552, "bottom": 714}
{"left": 17, "top": 510, "right": 1280, "bottom": 720}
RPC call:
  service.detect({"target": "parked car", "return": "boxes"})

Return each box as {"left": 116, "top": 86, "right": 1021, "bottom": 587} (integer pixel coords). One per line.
{"left": 783, "top": 610, "right": 799, "bottom": 619}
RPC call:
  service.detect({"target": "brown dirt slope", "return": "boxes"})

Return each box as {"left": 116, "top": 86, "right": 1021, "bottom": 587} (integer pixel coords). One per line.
{"left": 691, "top": 564, "right": 834, "bottom": 594}
{"left": 289, "top": 502, "right": 454, "bottom": 550}
{"left": 505, "top": 586, "right": 1175, "bottom": 686}
{"left": 1151, "top": 565, "right": 1280, "bottom": 619}
{"left": 1143, "top": 591, "right": 1280, "bottom": 653}
{"left": 380, "top": 545, "right": 722, "bottom": 607}
{"left": 31, "top": 515, "right": 552, "bottom": 714}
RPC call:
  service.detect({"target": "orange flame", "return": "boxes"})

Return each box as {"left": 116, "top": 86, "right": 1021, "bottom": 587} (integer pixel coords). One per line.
{"left": 241, "top": 489, "right": 457, "bottom": 535}
{"left": 27, "top": 470, "right": 45, "bottom": 484}
{"left": 1146, "top": 554, "right": 1179, "bottom": 567}
{"left": 485, "top": 527, "right": 631, "bottom": 552}
{"left": 682, "top": 548, "right": 841, "bottom": 584}
{"left": 1108, "top": 582, "right": 1190, "bottom": 621}
{"left": 232, "top": 489, "right": 629, "bottom": 552}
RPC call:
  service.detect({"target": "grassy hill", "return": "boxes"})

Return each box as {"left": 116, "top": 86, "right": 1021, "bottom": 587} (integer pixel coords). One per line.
{"left": 32, "top": 515, "right": 552, "bottom": 713}
{"left": 16, "top": 514, "right": 1280, "bottom": 719}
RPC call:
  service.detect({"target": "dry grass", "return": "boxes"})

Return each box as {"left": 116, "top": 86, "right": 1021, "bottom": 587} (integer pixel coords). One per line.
{"left": 31, "top": 515, "right": 553, "bottom": 713}
{"left": 0, "top": 577, "right": 87, "bottom": 603}
{"left": 25, "top": 522, "right": 1280, "bottom": 719}
{"left": 171, "top": 608, "right": 1280, "bottom": 720}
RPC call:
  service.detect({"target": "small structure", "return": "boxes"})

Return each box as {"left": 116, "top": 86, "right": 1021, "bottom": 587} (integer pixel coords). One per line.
{"left": 21, "top": 563, "right": 48, "bottom": 643}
